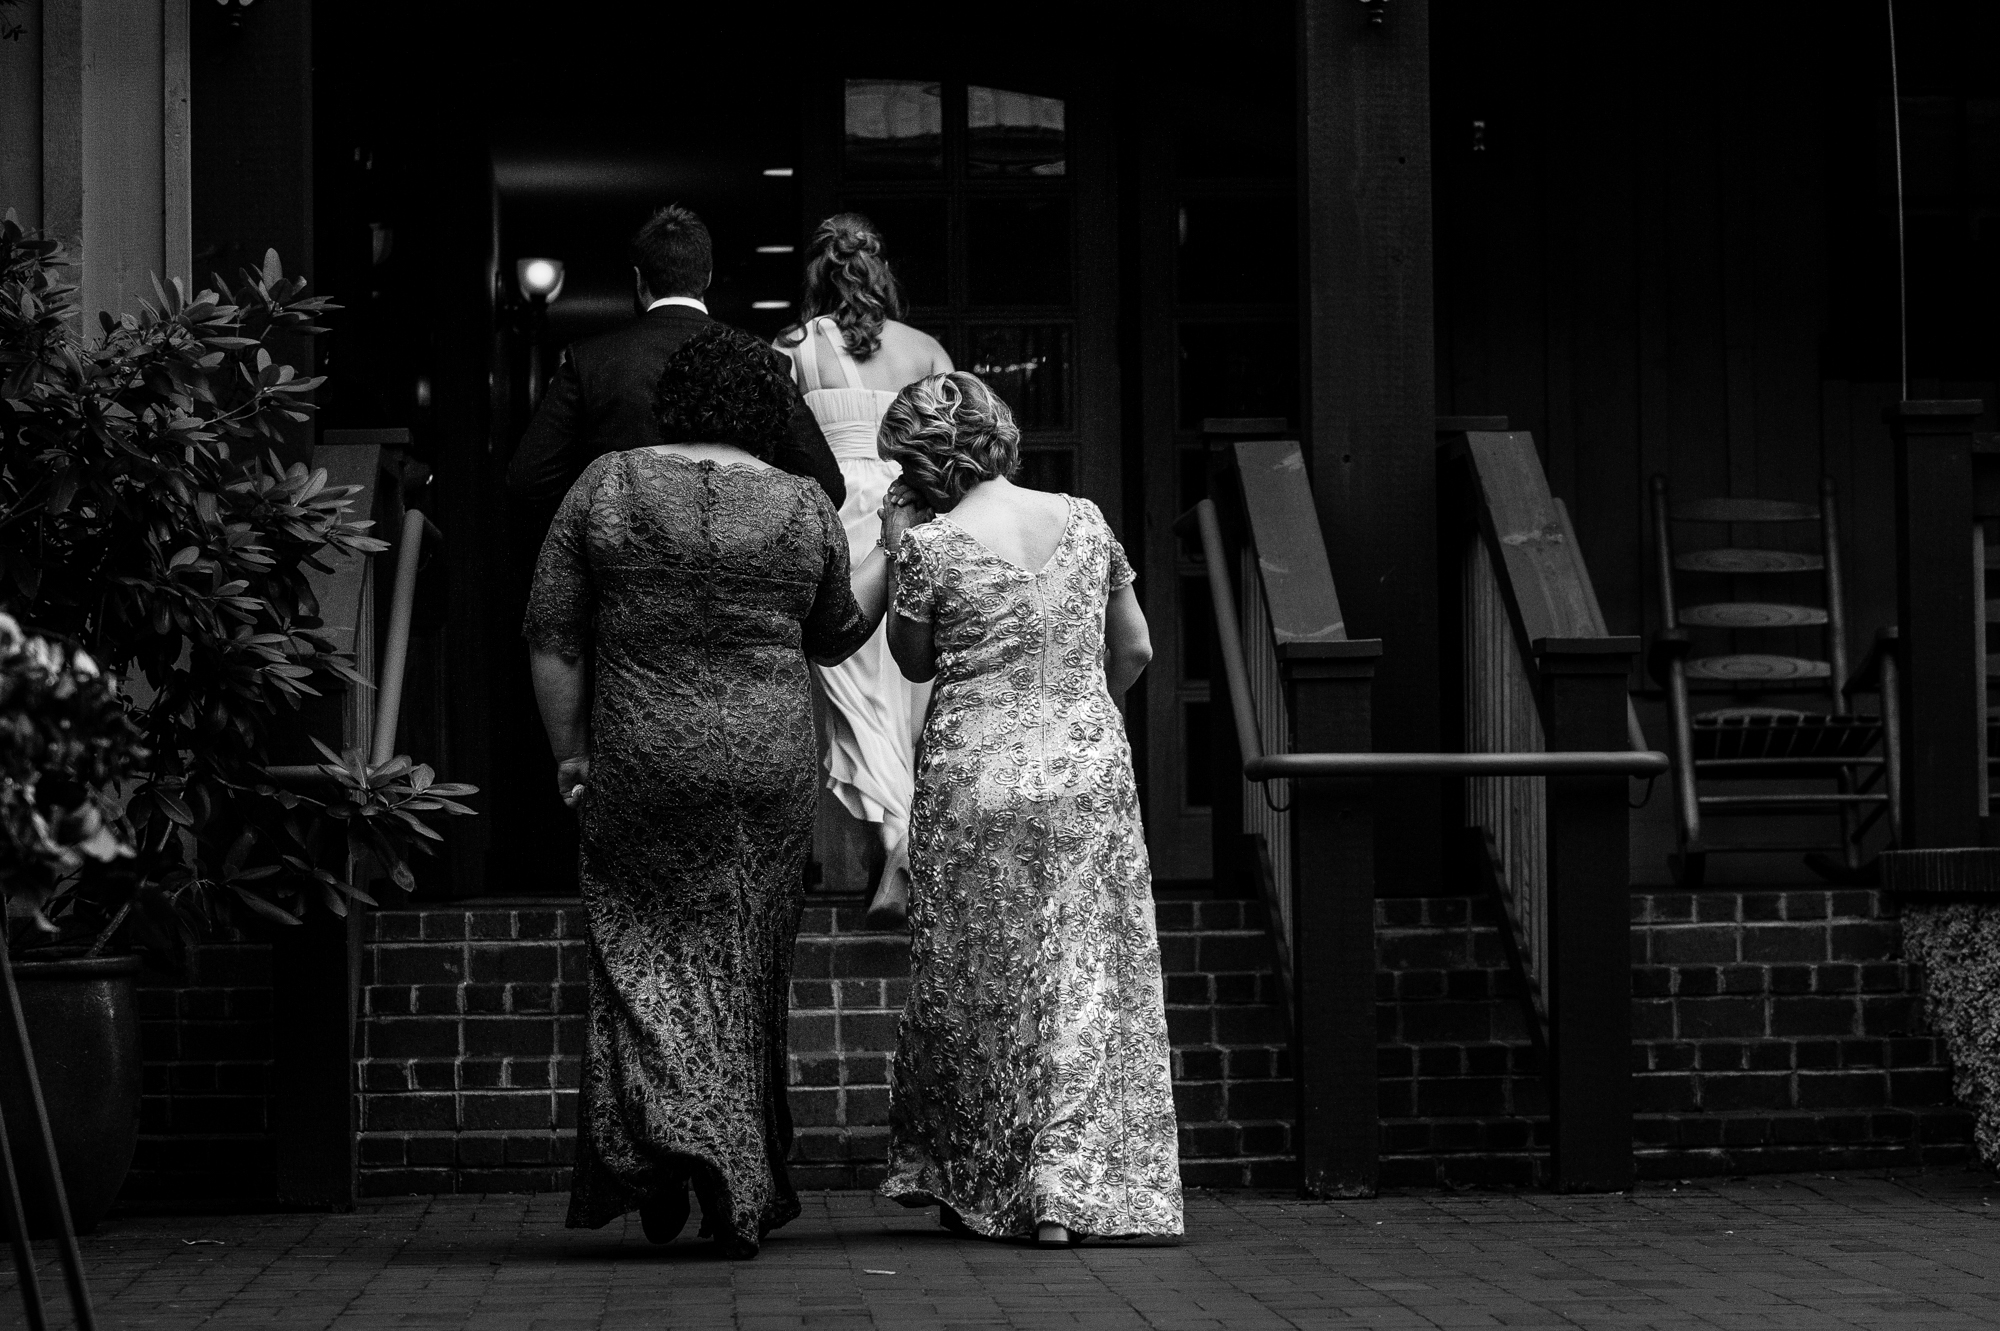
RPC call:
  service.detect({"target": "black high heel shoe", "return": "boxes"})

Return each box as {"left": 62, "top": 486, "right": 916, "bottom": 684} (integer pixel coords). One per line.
{"left": 639, "top": 1184, "right": 690, "bottom": 1245}
{"left": 864, "top": 842, "right": 911, "bottom": 931}
{"left": 689, "top": 1170, "right": 759, "bottom": 1259}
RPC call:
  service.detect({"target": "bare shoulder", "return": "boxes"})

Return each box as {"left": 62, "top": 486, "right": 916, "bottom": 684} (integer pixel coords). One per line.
{"left": 883, "top": 320, "right": 952, "bottom": 372}
{"left": 1034, "top": 488, "right": 1077, "bottom": 523}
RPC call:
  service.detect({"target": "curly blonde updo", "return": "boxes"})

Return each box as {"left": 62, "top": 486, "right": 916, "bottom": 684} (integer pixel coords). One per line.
{"left": 877, "top": 372, "right": 1020, "bottom": 511}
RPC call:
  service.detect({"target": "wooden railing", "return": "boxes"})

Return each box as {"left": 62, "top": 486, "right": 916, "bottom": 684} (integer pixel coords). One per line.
{"left": 1438, "top": 422, "right": 1663, "bottom": 1192}
{"left": 1181, "top": 438, "right": 1382, "bottom": 1198}
{"left": 1184, "top": 433, "right": 1663, "bottom": 1197}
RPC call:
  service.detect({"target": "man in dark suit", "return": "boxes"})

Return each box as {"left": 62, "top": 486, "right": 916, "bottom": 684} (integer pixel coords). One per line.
{"left": 506, "top": 204, "right": 845, "bottom": 512}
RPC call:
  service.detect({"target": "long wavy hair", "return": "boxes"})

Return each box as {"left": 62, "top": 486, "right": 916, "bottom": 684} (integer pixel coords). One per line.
{"left": 789, "top": 212, "right": 904, "bottom": 360}
{"left": 877, "top": 372, "right": 1019, "bottom": 511}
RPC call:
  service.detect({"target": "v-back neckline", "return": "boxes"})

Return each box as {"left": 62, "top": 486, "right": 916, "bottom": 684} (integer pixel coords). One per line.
{"left": 934, "top": 495, "right": 1075, "bottom": 578}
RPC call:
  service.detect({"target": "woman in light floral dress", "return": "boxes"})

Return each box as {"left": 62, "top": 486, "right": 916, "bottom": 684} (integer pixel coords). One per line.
{"left": 872, "top": 372, "right": 1183, "bottom": 1245}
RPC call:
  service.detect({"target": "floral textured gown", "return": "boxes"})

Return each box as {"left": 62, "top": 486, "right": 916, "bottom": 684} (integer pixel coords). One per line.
{"left": 523, "top": 450, "right": 869, "bottom": 1247}
{"left": 879, "top": 495, "right": 1184, "bottom": 1238}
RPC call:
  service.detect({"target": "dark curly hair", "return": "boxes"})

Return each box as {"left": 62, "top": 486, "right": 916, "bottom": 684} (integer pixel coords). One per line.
{"left": 785, "top": 212, "right": 904, "bottom": 360}
{"left": 652, "top": 323, "right": 797, "bottom": 461}
{"left": 877, "top": 372, "right": 1019, "bottom": 511}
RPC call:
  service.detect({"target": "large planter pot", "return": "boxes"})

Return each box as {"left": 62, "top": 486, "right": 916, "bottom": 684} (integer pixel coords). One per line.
{"left": 0, "top": 952, "right": 141, "bottom": 1236}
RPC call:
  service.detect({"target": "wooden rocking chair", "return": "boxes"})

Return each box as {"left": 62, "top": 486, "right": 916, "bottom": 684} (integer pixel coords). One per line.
{"left": 1648, "top": 475, "right": 1902, "bottom": 887}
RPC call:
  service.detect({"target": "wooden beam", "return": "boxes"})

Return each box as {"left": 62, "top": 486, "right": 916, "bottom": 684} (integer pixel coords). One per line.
{"left": 1290, "top": 652, "right": 1381, "bottom": 1198}
{"left": 0, "top": 0, "right": 44, "bottom": 225}
{"left": 1891, "top": 400, "right": 1986, "bottom": 850}
{"left": 163, "top": 0, "right": 192, "bottom": 286}
{"left": 77, "top": 0, "right": 167, "bottom": 321}
{"left": 269, "top": 436, "right": 383, "bottom": 1211}
{"left": 1297, "top": 0, "right": 1440, "bottom": 892}
{"left": 1536, "top": 640, "right": 1636, "bottom": 1192}
{"left": 41, "top": 0, "right": 83, "bottom": 255}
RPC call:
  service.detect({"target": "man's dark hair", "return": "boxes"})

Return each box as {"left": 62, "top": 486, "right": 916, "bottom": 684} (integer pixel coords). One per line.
{"left": 630, "top": 204, "right": 712, "bottom": 299}
{"left": 652, "top": 324, "right": 795, "bottom": 462}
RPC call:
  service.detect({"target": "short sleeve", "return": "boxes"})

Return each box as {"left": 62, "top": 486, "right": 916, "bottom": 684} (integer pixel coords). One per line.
{"left": 891, "top": 525, "right": 938, "bottom": 624}
{"left": 1106, "top": 526, "right": 1137, "bottom": 591}
{"left": 802, "top": 484, "right": 872, "bottom": 660}
{"left": 521, "top": 458, "right": 603, "bottom": 658}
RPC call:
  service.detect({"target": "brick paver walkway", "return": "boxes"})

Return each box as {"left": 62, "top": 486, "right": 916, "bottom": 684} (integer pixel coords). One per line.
{"left": 9, "top": 1170, "right": 2000, "bottom": 1329}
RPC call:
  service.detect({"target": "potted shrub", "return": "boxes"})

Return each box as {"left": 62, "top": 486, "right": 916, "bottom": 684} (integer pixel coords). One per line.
{"left": 0, "top": 613, "right": 144, "bottom": 1236}
{"left": 0, "top": 214, "right": 474, "bottom": 1228}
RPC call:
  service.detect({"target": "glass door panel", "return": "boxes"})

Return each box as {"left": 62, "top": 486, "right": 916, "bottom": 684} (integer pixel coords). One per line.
{"left": 965, "top": 323, "right": 1071, "bottom": 429}
{"left": 844, "top": 80, "right": 944, "bottom": 180}
{"left": 841, "top": 196, "right": 950, "bottom": 308}
{"left": 966, "top": 197, "right": 1073, "bottom": 306}
{"left": 968, "top": 86, "right": 1067, "bottom": 176}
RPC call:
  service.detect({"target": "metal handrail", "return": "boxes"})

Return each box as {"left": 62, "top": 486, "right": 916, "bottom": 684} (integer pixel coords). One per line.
{"left": 1189, "top": 500, "right": 1669, "bottom": 783}
{"left": 264, "top": 506, "right": 427, "bottom": 787}
{"left": 1248, "top": 751, "right": 1667, "bottom": 779}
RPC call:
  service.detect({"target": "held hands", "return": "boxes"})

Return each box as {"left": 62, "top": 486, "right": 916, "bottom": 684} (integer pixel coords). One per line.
{"left": 879, "top": 481, "right": 933, "bottom": 555}
{"left": 556, "top": 754, "right": 591, "bottom": 812}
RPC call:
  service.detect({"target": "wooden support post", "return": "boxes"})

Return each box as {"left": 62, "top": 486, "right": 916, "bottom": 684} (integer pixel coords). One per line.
{"left": 1288, "top": 641, "right": 1383, "bottom": 1198}
{"left": 1891, "top": 400, "right": 1987, "bottom": 850}
{"left": 1535, "top": 638, "right": 1638, "bottom": 1193}
{"left": 269, "top": 437, "right": 383, "bottom": 1210}
{"left": 270, "top": 908, "right": 362, "bottom": 1209}
{"left": 1298, "top": 0, "right": 1439, "bottom": 893}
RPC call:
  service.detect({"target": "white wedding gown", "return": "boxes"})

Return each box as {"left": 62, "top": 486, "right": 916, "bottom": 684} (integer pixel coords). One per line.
{"left": 788, "top": 317, "right": 930, "bottom": 855}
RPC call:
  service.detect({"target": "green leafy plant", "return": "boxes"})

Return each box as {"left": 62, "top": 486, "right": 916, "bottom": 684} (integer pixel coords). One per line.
{"left": 0, "top": 212, "right": 474, "bottom": 954}
{"left": 0, "top": 612, "right": 143, "bottom": 937}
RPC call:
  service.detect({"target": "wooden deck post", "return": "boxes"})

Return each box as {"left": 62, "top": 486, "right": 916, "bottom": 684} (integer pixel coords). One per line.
{"left": 1298, "top": 0, "right": 1440, "bottom": 893}
{"left": 1536, "top": 639, "right": 1638, "bottom": 1193}
{"left": 1891, "top": 400, "right": 1987, "bottom": 850}
{"left": 271, "top": 435, "right": 385, "bottom": 1210}
{"left": 1289, "top": 642, "right": 1383, "bottom": 1198}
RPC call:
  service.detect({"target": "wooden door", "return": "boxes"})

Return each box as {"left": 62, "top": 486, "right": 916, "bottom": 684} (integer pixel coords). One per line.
{"left": 798, "top": 72, "right": 1122, "bottom": 893}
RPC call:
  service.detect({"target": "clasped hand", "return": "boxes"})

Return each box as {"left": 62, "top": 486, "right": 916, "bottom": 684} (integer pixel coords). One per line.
{"left": 556, "top": 754, "right": 590, "bottom": 811}
{"left": 878, "top": 481, "right": 932, "bottom": 553}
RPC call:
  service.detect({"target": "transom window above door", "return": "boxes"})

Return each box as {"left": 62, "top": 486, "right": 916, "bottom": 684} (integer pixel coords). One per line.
{"left": 843, "top": 80, "right": 1067, "bottom": 181}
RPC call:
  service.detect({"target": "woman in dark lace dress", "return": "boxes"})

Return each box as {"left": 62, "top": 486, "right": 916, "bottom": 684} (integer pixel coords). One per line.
{"left": 524, "top": 326, "right": 886, "bottom": 1258}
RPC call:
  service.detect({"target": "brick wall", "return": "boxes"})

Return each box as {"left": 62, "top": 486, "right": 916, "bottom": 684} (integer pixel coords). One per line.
{"left": 1159, "top": 897, "right": 1295, "bottom": 1188}
{"left": 1629, "top": 889, "right": 1970, "bottom": 1177}
{"left": 355, "top": 897, "right": 1293, "bottom": 1196}
{"left": 128, "top": 943, "right": 275, "bottom": 1204}
{"left": 785, "top": 904, "right": 904, "bottom": 1188}
{"left": 1374, "top": 890, "right": 1974, "bottom": 1187}
{"left": 1376, "top": 898, "right": 1547, "bottom": 1187}
{"left": 358, "top": 902, "right": 584, "bottom": 1195}
{"left": 119, "top": 885, "right": 1978, "bottom": 1205}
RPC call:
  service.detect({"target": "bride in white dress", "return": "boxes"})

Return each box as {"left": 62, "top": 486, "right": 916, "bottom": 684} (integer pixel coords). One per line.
{"left": 776, "top": 214, "right": 951, "bottom": 926}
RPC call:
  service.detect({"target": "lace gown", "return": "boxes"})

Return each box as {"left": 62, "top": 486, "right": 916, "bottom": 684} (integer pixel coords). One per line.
{"left": 879, "top": 495, "right": 1184, "bottom": 1238}
{"left": 523, "top": 450, "right": 870, "bottom": 1247}
{"left": 785, "top": 317, "right": 931, "bottom": 849}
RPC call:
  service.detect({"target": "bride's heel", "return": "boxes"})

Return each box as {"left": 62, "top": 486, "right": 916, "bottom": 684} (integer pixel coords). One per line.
{"left": 864, "top": 839, "right": 910, "bottom": 931}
